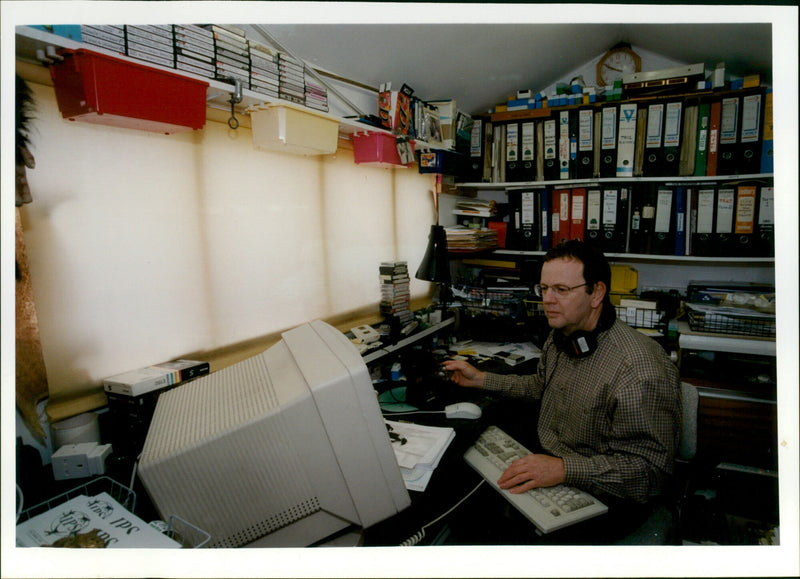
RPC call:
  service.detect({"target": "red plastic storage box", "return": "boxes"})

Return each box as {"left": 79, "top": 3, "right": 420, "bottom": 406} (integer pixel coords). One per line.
{"left": 49, "top": 49, "right": 208, "bottom": 134}
{"left": 352, "top": 132, "right": 415, "bottom": 168}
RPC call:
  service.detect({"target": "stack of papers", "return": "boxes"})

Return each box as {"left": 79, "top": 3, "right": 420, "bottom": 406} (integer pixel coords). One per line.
{"left": 445, "top": 225, "right": 498, "bottom": 252}
{"left": 385, "top": 420, "right": 455, "bottom": 492}
{"left": 449, "top": 340, "right": 542, "bottom": 364}
{"left": 453, "top": 199, "right": 497, "bottom": 217}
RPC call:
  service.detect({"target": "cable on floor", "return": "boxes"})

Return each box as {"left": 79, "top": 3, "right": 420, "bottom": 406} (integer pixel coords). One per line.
{"left": 399, "top": 480, "right": 486, "bottom": 546}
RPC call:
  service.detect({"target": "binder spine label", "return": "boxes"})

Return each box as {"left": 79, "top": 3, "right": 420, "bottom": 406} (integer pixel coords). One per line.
{"left": 697, "top": 189, "right": 715, "bottom": 234}
{"left": 558, "top": 111, "right": 570, "bottom": 179}
{"left": 655, "top": 189, "right": 673, "bottom": 233}
{"left": 506, "top": 123, "right": 519, "bottom": 161}
{"left": 698, "top": 115, "right": 709, "bottom": 152}
{"left": 578, "top": 110, "right": 593, "bottom": 151}
{"left": 544, "top": 120, "right": 557, "bottom": 161}
{"left": 603, "top": 189, "right": 618, "bottom": 225}
{"left": 601, "top": 108, "right": 617, "bottom": 149}
{"left": 758, "top": 187, "right": 774, "bottom": 226}
{"left": 645, "top": 104, "right": 664, "bottom": 148}
{"left": 560, "top": 191, "right": 570, "bottom": 228}
{"left": 521, "top": 122, "right": 535, "bottom": 161}
{"left": 571, "top": 192, "right": 585, "bottom": 221}
{"left": 470, "top": 119, "right": 483, "bottom": 157}
{"left": 716, "top": 188, "right": 735, "bottom": 232}
{"left": 663, "top": 102, "right": 683, "bottom": 148}
{"left": 521, "top": 191, "right": 535, "bottom": 223}
{"left": 735, "top": 186, "right": 756, "bottom": 233}
{"left": 616, "top": 104, "right": 637, "bottom": 177}
{"left": 587, "top": 190, "right": 601, "bottom": 231}
{"left": 720, "top": 98, "right": 739, "bottom": 145}
{"left": 740, "top": 94, "right": 762, "bottom": 143}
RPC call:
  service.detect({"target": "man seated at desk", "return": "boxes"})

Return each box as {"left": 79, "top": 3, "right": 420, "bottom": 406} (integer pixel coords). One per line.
{"left": 443, "top": 240, "right": 681, "bottom": 542}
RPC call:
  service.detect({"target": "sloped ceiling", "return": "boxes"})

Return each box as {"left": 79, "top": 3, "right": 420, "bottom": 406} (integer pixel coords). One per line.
{"left": 242, "top": 22, "right": 773, "bottom": 115}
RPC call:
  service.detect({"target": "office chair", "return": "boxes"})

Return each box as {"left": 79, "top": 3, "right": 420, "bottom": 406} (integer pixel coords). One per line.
{"left": 614, "top": 381, "right": 699, "bottom": 545}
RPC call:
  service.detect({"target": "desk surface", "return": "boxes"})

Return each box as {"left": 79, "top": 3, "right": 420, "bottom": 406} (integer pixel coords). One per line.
{"left": 364, "top": 374, "right": 545, "bottom": 547}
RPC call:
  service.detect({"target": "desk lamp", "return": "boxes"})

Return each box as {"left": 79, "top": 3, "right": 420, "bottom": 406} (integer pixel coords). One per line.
{"left": 415, "top": 190, "right": 451, "bottom": 309}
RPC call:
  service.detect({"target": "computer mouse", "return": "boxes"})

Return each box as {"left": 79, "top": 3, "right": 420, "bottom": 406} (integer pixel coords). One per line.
{"left": 444, "top": 402, "right": 482, "bottom": 420}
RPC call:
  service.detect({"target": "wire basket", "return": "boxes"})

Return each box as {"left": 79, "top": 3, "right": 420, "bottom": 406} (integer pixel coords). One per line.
{"left": 165, "top": 515, "right": 211, "bottom": 548}
{"left": 451, "top": 285, "right": 527, "bottom": 318}
{"left": 17, "top": 476, "right": 209, "bottom": 548}
{"left": 18, "top": 476, "right": 136, "bottom": 523}
{"left": 686, "top": 303, "right": 776, "bottom": 337}
{"left": 615, "top": 305, "right": 664, "bottom": 329}
{"left": 523, "top": 298, "right": 545, "bottom": 320}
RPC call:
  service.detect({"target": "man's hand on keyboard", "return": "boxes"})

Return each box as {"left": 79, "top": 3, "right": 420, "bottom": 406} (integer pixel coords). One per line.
{"left": 497, "top": 454, "right": 566, "bottom": 494}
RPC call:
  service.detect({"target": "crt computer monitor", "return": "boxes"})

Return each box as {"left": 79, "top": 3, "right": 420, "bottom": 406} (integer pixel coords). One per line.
{"left": 138, "top": 320, "right": 411, "bottom": 547}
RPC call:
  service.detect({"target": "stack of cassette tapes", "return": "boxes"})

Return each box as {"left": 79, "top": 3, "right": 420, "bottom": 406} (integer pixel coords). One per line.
{"left": 379, "top": 261, "right": 413, "bottom": 326}
{"left": 205, "top": 24, "right": 250, "bottom": 87}
{"left": 304, "top": 76, "right": 329, "bottom": 113}
{"left": 278, "top": 53, "right": 306, "bottom": 105}
{"left": 248, "top": 40, "right": 281, "bottom": 99}
{"left": 80, "top": 25, "right": 125, "bottom": 54}
{"left": 173, "top": 24, "right": 216, "bottom": 79}
{"left": 124, "top": 25, "right": 175, "bottom": 69}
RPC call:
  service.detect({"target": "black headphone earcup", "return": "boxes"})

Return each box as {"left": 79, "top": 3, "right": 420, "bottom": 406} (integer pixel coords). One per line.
{"left": 552, "top": 306, "right": 615, "bottom": 358}
{"left": 553, "top": 328, "right": 599, "bottom": 358}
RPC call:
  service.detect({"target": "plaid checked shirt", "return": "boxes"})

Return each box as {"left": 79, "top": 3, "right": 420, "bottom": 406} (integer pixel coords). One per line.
{"left": 483, "top": 318, "right": 682, "bottom": 504}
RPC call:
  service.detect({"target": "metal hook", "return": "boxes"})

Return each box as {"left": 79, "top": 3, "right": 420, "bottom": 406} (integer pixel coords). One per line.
{"left": 226, "top": 77, "right": 243, "bottom": 130}
{"left": 228, "top": 100, "right": 239, "bottom": 130}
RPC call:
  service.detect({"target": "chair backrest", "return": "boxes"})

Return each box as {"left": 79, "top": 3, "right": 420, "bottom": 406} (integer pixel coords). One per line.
{"left": 677, "top": 381, "right": 699, "bottom": 461}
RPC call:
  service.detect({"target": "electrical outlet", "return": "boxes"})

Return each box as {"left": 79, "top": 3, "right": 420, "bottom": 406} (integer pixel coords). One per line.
{"left": 51, "top": 442, "right": 112, "bottom": 480}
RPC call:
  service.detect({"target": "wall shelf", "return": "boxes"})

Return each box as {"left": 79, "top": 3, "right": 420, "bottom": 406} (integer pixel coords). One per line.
{"left": 492, "top": 249, "right": 774, "bottom": 265}
{"left": 15, "top": 25, "right": 450, "bottom": 150}
{"left": 455, "top": 174, "right": 774, "bottom": 190}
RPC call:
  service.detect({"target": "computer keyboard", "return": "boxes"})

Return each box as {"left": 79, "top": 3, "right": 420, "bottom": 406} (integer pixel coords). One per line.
{"left": 464, "top": 425, "right": 608, "bottom": 534}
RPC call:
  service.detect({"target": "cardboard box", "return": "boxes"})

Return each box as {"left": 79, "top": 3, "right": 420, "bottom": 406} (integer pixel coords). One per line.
{"left": 103, "top": 360, "right": 209, "bottom": 397}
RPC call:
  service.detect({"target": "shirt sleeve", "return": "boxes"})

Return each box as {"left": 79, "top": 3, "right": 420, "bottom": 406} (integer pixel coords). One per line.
{"left": 482, "top": 352, "right": 548, "bottom": 399}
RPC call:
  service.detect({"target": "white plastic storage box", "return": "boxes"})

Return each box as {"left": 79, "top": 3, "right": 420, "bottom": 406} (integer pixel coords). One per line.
{"left": 249, "top": 105, "right": 339, "bottom": 155}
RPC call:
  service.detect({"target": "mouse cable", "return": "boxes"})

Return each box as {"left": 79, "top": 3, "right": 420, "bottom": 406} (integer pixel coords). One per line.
{"left": 398, "top": 479, "right": 486, "bottom": 547}
{"left": 129, "top": 452, "right": 143, "bottom": 492}
{"left": 382, "top": 410, "right": 445, "bottom": 416}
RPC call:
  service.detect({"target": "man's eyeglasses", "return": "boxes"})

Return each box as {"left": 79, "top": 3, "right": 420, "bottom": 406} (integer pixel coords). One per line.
{"left": 533, "top": 283, "right": 588, "bottom": 298}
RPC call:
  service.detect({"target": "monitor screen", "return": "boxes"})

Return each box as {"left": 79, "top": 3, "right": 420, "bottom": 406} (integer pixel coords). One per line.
{"left": 138, "top": 320, "right": 410, "bottom": 547}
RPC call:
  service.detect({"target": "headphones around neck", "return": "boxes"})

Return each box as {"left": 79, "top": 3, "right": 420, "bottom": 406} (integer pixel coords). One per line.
{"left": 552, "top": 303, "right": 615, "bottom": 358}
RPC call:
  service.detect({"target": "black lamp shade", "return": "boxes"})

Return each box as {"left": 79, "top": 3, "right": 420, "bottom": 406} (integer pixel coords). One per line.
{"left": 415, "top": 225, "right": 450, "bottom": 282}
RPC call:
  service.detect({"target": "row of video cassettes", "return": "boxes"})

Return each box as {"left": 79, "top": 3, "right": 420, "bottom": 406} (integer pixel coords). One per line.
{"left": 77, "top": 24, "right": 327, "bottom": 111}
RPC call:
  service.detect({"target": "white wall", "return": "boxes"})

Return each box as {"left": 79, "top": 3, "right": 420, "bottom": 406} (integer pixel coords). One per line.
{"left": 20, "top": 82, "right": 436, "bottom": 400}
